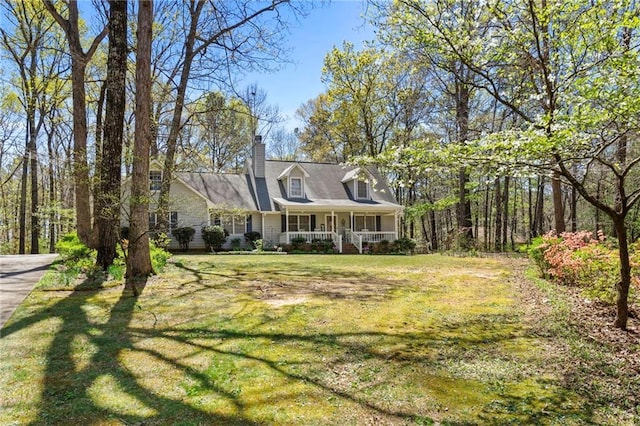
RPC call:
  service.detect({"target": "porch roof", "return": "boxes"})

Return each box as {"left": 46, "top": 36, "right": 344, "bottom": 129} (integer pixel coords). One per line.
{"left": 272, "top": 197, "right": 402, "bottom": 213}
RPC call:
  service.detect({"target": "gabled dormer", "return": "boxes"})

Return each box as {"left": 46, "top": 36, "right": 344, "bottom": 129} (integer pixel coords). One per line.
{"left": 277, "top": 163, "right": 310, "bottom": 199}
{"left": 342, "top": 167, "right": 373, "bottom": 201}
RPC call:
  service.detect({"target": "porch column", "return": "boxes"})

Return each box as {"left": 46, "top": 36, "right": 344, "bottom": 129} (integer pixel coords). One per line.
{"left": 331, "top": 210, "right": 335, "bottom": 232}
{"left": 393, "top": 210, "right": 400, "bottom": 239}
{"left": 350, "top": 211, "right": 354, "bottom": 231}
{"left": 286, "top": 208, "right": 289, "bottom": 243}
{"left": 261, "top": 213, "right": 265, "bottom": 240}
{"left": 395, "top": 211, "right": 399, "bottom": 239}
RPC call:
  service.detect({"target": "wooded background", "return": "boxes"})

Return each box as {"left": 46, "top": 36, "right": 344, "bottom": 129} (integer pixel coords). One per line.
{"left": 1, "top": 0, "right": 639, "bottom": 257}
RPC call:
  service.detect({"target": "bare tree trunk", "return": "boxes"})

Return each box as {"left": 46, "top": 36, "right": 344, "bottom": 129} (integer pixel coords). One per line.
{"left": 96, "top": 0, "right": 127, "bottom": 270}
{"left": 552, "top": 171, "right": 565, "bottom": 233}
{"left": 18, "top": 156, "right": 28, "bottom": 254}
{"left": 570, "top": 185, "right": 577, "bottom": 232}
{"left": 533, "top": 176, "right": 545, "bottom": 237}
{"left": 127, "top": 0, "right": 154, "bottom": 284}
{"left": 483, "top": 181, "right": 490, "bottom": 250}
{"left": 47, "top": 123, "right": 56, "bottom": 253}
{"left": 29, "top": 126, "right": 39, "bottom": 254}
{"left": 613, "top": 216, "right": 631, "bottom": 329}
{"left": 494, "top": 178, "right": 502, "bottom": 251}
{"left": 455, "top": 75, "right": 473, "bottom": 246}
{"left": 502, "top": 176, "right": 510, "bottom": 250}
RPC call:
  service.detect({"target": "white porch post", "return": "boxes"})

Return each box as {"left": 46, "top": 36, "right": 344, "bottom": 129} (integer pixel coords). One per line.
{"left": 350, "top": 211, "right": 353, "bottom": 231}
{"left": 395, "top": 211, "right": 399, "bottom": 239}
{"left": 261, "top": 213, "right": 265, "bottom": 239}
{"left": 331, "top": 210, "right": 335, "bottom": 232}
{"left": 286, "top": 208, "right": 289, "bottom": 243}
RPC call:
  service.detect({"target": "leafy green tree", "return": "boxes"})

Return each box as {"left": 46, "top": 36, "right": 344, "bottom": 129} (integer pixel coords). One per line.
{"left": 460, "top": 1, "right": 640, "bottom": 329}
{"left": 321, "top": 42, "right": 403, "bottom": 158}
{"left": 43, "top": 0, "right": 108, "bottom": 247}
{"left": 190, "top": 91, "right": 251, "bottom": 173}
{"left": 1, "top": 0, "right": 68, "bottom": 254}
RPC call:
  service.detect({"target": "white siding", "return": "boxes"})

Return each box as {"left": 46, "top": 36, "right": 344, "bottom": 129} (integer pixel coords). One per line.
{"left": 121, "top": 178, "right": 209, "bottom": 250}
{"left": 262, "top": 214, "right": 282, "bottom": 248}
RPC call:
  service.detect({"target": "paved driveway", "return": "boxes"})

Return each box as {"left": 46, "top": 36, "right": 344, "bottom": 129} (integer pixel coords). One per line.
{"left": 0, "top": 254, "right": 58, "bottom": 329}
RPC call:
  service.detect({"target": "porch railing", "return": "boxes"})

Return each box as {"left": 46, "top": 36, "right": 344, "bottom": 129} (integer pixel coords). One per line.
{"left": 356, "top": 231, "right": 397, "bottom": 244}
{"left": 347, "top": 231, "right": 362, "bottom": 254}
{"left": 346, "top": 231, "right": 398, "bottom": 253}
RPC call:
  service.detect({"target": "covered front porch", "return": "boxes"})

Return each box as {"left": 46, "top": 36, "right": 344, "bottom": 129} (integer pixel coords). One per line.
{"left": 273, "top": 206, "right": 401, "bottom": 253}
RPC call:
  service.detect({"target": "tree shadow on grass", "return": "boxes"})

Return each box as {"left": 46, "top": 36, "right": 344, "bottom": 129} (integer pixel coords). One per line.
{"left": 1, "top": 275, "right": 259, "bottom": 425}
{"left": 0, "top": 259, "right": 597, "bottom": 424}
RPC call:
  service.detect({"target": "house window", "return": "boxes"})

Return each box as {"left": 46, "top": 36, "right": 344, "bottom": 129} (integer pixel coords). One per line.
{"left": 288, "top": 215, "right": 310, "bottom": 232}
{"left": 170, "top": 211, "right": 178, "bottom": 230}
{"left": 149, "top": 212, "right": 157, "bottom": 229}
{"left": 148, "top": 211, "right": 178, "bottom": 231}
{"left": 290, "top": 177, "right": 303, "bottom": 198}
{"left": 356, "top": 179, "right": 369, "bottom": 199}
{"left": 354, "top": 215, "right": 376, "bottom": 231}
{"left": 150, "top": 171, "right": 162, "bottom": 191}
{"left": 212, "top": 215, "right": 247, "bottom": 234}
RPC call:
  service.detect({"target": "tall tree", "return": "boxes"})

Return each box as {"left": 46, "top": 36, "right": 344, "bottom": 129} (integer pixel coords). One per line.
{"left": 466, "top": 1, "right": 640, "bottom": 329}
{"left": 43, "top": 0, "right": 108, "bottom": 246}
{"left": 322, "top": 43, "right": 402, "bottom": 158}
{"left": 372, "top": 0, "right": 486, "bottom": 245}
{"left": 95, "top": 0, "right": 127, "bottom": 270}
{"left": 1, "top": 0, "right": 66, "bottom": 254}
{"left": 127, "top": 0, "right": 154, "bottom": 284}
{"left": 156, "top": 0, "right": 297, "bottom": 232}
{"left": 187, "top": 91, "right": 251, "bottom": 173}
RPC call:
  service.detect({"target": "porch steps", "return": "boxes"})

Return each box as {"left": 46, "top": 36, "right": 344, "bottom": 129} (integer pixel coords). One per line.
{"left": 341, "top": 243, "right": 360, "bottom": 254}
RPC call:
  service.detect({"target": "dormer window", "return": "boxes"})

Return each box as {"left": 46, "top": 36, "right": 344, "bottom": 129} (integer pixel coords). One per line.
{"left": 290, "top": 177, "right": 303, "bottom": 198}
{"left": 277, "top": 163, "right": 309, "bottom": 199}
{"left": 150, "top": 170, "right": 162, "bottom": 191}
{"left": 357, "top": 179, "right": 369, "bottom": 199}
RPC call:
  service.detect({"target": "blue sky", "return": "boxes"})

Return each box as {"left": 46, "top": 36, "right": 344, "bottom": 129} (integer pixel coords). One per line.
{"left": 240, "top": 1, "right": 376, "bottom": 132}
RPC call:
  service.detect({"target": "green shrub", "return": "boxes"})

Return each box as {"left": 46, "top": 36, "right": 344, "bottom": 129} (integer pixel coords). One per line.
{"left": 244, "top": 231, "right": 261, "bottom": 244}
{"left": 150, "top": 240, "right": 170, "bottom": 271}
{"left": 202, "top": 225, "right": 227, "bottom": 251}
{"left": 230, "top": 237, "right": 242, "bottom": 251}
{"left": 55, "top": 232, "right": 94, "bottom": 261}
{"left": 152, "top": 232, "right": 172, "bottom": 250}
{"left": 527, "top": 235, "right": 557, "bottom": 278}
{"left": 291, "top": 236, "right": 306, "bottom": 251}
{"left": 378, "top": 239, "right": 390, "bottom": 254}
{"left": 172, "top": 227, "right": 195, "bottom": 251}
{"left": 393, "top": 237, "right": 416, "bottom": 254}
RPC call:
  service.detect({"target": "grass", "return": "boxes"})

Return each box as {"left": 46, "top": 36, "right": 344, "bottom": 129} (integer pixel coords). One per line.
{"left": 0, "top": 254, "right": 637, "bottom": 424}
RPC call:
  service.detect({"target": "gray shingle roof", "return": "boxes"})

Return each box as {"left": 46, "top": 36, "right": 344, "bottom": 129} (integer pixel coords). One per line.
{"left": 175, "top": 161, "right": 401, "bottom": 213}
{"left": 260, "top": 161, "right": 399, "bottom": 212}
{"left": 176, "top": 172, "right": 258, "bottom": 211}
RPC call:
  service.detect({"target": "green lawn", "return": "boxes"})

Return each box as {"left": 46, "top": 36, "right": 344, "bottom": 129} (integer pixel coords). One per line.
{"left": 0, "top": 254, "right": 636, "bottom": 424}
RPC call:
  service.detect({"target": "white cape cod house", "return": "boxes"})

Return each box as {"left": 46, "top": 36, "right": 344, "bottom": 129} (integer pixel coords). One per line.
{"left": 122, "top": 138, "right": 403, "bottom": 253}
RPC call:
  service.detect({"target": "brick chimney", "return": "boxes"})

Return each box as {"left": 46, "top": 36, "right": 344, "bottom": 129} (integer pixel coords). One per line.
{"left": 252, "top": 135, "right": 265, "bottom": 178}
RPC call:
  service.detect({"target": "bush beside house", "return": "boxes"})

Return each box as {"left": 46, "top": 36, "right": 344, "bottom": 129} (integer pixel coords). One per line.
{"left": 202, "top": 225, "right": 228, "bottom": 252}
